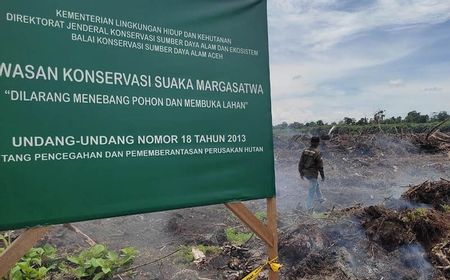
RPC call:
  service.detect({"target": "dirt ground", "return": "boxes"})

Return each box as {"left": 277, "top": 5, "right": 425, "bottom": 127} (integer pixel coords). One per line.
{"left": 7, "top": 131, "right": 450, "bottom": 279}
{"left": 273, "top": 132, "right": 450, "bottom": 280}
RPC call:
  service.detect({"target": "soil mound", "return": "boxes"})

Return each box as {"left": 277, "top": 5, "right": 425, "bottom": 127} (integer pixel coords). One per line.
{"left": 279, "top": 224, "right": 328, "bottom": 265}
{"left": 413, "top": 131, "right": 450, "bottom": 153}
{"left": 360, "top": 206, "right": 415, "bottom": 251}
{"left": 285, "top": 248, "right": 355, "bottom": 280}
{"left": 360, "top": 206, "right": 449, "bottom": 249}
{"left": 402, "top": 179, "right": 450, "bottom": 211}
{"left": 358, "top": 180, "right": 450, "bottom": 278}
{"left": 279, "top": 180, "right": 450, "bottom": 279}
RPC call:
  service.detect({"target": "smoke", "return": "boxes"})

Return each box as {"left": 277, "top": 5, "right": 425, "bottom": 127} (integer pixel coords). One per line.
{"left": 274, "top": 132, "right": 448, "bottom": 279}
{"left": 399, "top": 244, "right": 434, "bottom": 280}
{"left": 275, "top": 132, "right": 450, "bottom": 212}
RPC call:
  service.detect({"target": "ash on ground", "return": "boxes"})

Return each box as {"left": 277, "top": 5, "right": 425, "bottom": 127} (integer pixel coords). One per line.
{"left": 12, "top": 131, "right": 449, "bottom": 280}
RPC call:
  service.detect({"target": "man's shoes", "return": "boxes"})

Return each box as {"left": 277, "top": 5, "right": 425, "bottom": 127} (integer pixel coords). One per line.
{"left": 318, "top": 198, "right": 326, "bottom": 203}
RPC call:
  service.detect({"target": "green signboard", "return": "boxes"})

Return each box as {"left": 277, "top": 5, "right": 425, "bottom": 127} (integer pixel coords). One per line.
{"left": 0, "top": 0, "right": 275, "bottom": 230}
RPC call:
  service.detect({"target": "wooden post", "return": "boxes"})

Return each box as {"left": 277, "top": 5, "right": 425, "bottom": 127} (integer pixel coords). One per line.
{"left": 225, "top": 197, "right": 279, "bottom": 280}
{"left": 267, "top": 197, "right": 279, "bottom": 280}
{"left": 225, "top": 202, "right": 274, "bottom": 247}
{"left": 0, "top": 227, "right": 49, "bottom": 278}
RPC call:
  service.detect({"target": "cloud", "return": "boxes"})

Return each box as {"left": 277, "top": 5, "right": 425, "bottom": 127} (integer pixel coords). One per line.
{"left": 267, "top": 0, "right": 450, "bottom": 123}
{"left": 355, "top": 78, "right": 450, "bottom": 116}
{"left": 271, "top": 78, "right": 450, "bottom": 124}
{"left": 423, "top": 87, "right": 443, "bottom": 92}
{"left": 271, "top": 97, "right": 315, "bottom": 124}
{"left": 389, "top": 79, "right": 405, "bottom": 87}
{"left": 268, "top": 0, "right": 450, "bottom": 54}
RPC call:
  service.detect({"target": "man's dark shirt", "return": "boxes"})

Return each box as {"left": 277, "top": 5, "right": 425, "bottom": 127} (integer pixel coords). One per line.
{"left": 298, "top": 146, "right": 324, "bottom": 179}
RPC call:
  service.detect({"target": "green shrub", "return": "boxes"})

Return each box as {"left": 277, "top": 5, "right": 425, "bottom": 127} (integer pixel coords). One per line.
{"left": 1, "top": 233, "right": 138, "bottom": 280}
{"left": 60, "top": 245, "right": 137, "bottom": 280}
{"left": 0, "top": 233, "right": 10, "bottom": 254}
{"left": 8, "top": 245, "right": 57, "bottom": 280}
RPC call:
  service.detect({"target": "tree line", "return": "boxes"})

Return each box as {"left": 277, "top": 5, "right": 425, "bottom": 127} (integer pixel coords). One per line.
{"left": 275, "top": 110, "right": 449, "bottom": 129}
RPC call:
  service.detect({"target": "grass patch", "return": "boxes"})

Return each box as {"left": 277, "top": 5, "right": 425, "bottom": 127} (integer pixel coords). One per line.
{"left": 225, "top": 228, "right": 252, "bottom": 246}
{"left": 403, "top": 208, "right": 428, "bottom": 222}
{"left": 197, "top": 245, "right": 221, "bottom": 255}
{"left": 175, "top": 245, "right": 221, "bottom": 264}
{"left": 441, "top": 204, "right": 450, "bottom": 213}
{"left": 175, "top": 246, "right": 194, "bottom": 264}
{"left": 311, "top": 212, "right": 330, "bottom": 219}
{"left": 255, "top": 211, "right": 267, "bottom": 222}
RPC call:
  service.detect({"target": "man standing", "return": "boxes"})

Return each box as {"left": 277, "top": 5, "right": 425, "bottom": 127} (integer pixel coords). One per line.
{"left": 298, "top": 136, "right": 325, "bottom": 210}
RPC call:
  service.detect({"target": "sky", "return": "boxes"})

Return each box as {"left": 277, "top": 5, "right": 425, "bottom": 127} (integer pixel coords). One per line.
{"left": 267, "top": 0, "right": 450, "bottom": 124}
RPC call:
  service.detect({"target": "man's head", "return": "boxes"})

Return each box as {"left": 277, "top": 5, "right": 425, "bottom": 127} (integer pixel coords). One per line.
{"left": 311, "top": 136, "right": 320, "bottom": 147}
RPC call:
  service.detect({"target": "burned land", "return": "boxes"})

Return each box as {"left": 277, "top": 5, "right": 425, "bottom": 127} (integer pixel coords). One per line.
{"left": 2, "top": 127, "right": 450, "bottom": 280}
{"left": 274, "top": 128, "right": 450, "bottom": 280}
